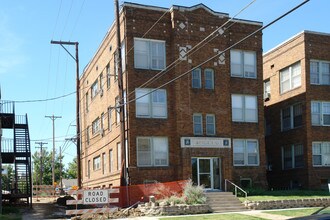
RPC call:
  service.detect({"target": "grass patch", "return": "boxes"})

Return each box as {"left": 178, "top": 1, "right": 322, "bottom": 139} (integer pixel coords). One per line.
{"left": 0, "top": 206, "right": 22, "bottom": 220}
{"left": 264, "top": 207, "right": 321, "bottom": 217}
{"left": 160, "top": 213, "right": 265, "bottom": 220}
{"left": 318, "top": 207, "right": 330, "bottom": 215}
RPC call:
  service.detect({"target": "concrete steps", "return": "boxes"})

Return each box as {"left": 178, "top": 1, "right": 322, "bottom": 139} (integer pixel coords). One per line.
{"left": 205, "top": 191, "right": 247, "bottom": 213}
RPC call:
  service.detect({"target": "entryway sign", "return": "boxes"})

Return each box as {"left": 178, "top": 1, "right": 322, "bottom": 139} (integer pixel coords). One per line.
{"left": 83, "top": 189, "right": 109, "bottom": 204}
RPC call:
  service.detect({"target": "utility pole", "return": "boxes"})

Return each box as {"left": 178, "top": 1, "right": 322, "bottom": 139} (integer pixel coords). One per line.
{"left": 50, "top": 40, "right": 82, "bottom": 188}
{"left": 114, "top": 0, "right": 128, "bottom": 186}
{"left": 45, "top": 115, "right": 61, "bottom": 187}
{"left": 35, "top": 142, "right": 48, "bottom": 185}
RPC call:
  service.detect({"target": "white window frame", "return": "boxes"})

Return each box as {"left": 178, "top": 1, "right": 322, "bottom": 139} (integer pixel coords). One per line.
{"left": 135, "top": 88, "right": 167, "bottom": 118}
{"left": 137, "top": 137, "right": 169, "bottom": 167}
{"left": 106, "top": 63, "right": 111, "bottom": 88}
{"left": 204, "top": 68, "right": 214, "bottom": 89}
{"left": 264, "top": 79, "right": 270, "bottom": 99}
{"left": 109, "top": 149, "right": 113, "bottom": 173}
{"left": 134, "top": 38, "right": 166, "bottom": 70}
{"left": 312, "top": 142, "right": 330, "bottom": 167}
{"left": 310, "top": 60, "right": 330, "bottom": 85}
{"left": 115, "top": 96, "right": 120, "bottom": 124}
{"left": 280, "top": 62, "right": 301, "bottom": 94}
{"left": 91, "top": 80, "right": 99, "bottom": 99}
{"left": 230, "top": 49, "right": 257, "bottom": 79}
{"left": 108, "top": 107, "right": 112, "bottom": 132}
{"left": 92, "top": 117, "right": 100, "bottom": 135}
{"left": 233, "top": 139, "right": 259, "bottom": 166}
{"left": 311, "top": 101, "right": 330, "bottom": 126}
{"left": 192, "top": 68, "right": 202, "bottom": 88}
{"left": 231, "top": 94, "right": 258, "bottom": 123}
{"left": 281, "top": 103, "right": 303, "bottom": 131}
{"left": 102, "top": 153, "right": 106, "bottom": 174}
{"left": 93, "top": 156, "right": 101, "bottom": 170}
{"left": 193, "top": 113, "right": 203, "bottom": 135}
{"left": 206, "top": 114, "right": 216, "bottom": 135}
{"left": 281, "top": 144, "right": 304, "bottom": 170}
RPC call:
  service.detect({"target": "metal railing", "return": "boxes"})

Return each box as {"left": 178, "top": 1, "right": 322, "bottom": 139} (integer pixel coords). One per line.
{"left": 0, "top": 100, "right": 14, "bottom": 114}
{"left": 224, "top": 179, "right": 247, "bottom": 199}
{"left": 15, "top": 115, "right": 27, "bottom": 125}
{"left": 1, "top": 138, "right": 14, "bottom": 153}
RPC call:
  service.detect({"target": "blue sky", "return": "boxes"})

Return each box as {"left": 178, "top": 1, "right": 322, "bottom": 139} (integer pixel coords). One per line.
{"left": 1, "top": 0, "right": 329, "bottom": 168}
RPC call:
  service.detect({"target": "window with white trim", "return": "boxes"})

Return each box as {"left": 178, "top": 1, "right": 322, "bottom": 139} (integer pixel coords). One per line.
{"left": 134, "top": 38, "right": 165, "bottom": 70}
{"left": 137, "top": 137, "right": 168, "bottom": 167}
{"left": 233, "top": 139, "right": 259, "bottom": 166}
{"left": 311, "top": 101, "right": 330, "bottom": 126}
{"left": 280, "top": 62, "right": 301, "bottom": 94}
{"left": 312, "top": 142, "right": 330, "bottom": 166}
{"left": 310, "top": 60, "right": 330, "bottom": 85}
{"left": 281, "top": 103, "right": 303, "bottom": 131}
{"left": 109, "top": 149, "right": 113, "bottom": 173}
{"left": 87, "top": 160, "right": 90, "bottom": 178}
{"left": 264, "top": 79, "right": 270, "bottom": 99}
{"left": 117, "top": 142, "right": 121, "bottom": 170}
{"left": 93, "top": 156, "right": 101, "bottom": 170}
{"left": 102, "top": 153, "right": 106, "bottom": 174}
{"left": 121, "top": 41, "right": 126, "bottom": 72}
{"left": 206, "top": 114, "right": 215, "bottom": 135}
{"left": 135, "top": 88, "right": 167, "bottom": 118}
{"left": 231, "top": 94, "right": 258, "bottom": 122}
{"left": 106, "top": 63, "right": 111, "bottom": 88}
{"left": 92, "top": 117, "right": 100, "bottom": 135}
{"left": 282, "top": 144, "right": 304, "bottom": 170}
{"left": 91, "top": 80, "right": 99, "bottom": 99}
{"left": 205, "top": 68, "right": 214, "bottom": 89}
{"left": 115, "top": 96, "right": 120, "bottom": 124}
{"left": 108, "top": 107, "right": 112, "bottom": 132}
{"left": 193, "top": 114, "right": 203, "bottom": 135}
{"left": 230, "top": 50, "right": 256, "bottom": 78}
{"left": 192, "top": 68, "right": 202, "bottom": 88}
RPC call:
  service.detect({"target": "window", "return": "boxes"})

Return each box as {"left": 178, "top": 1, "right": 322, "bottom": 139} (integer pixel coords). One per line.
{"left": 101, "top": 113, "right": 106, "bottom": 134}
{"left": 312, "top": 142, "right": 330, "bottom": 166}
{"left": 86, "top": 126, "right": 90, "bottom": 145}
{"left": 206, "top": 114, "right": 215, "bottom": 135}
{"left": 102, "top": 153, "right": 106, "bottom": 174}
{"left": 91, "top": 80, "right": 99, "bottom": 99}
{"left": 192, "top": 68, "right": 201, "bottom": 88}
{"left": 281, "top": 103, "right": 303, "bottom": 131}
{"left": 135, "top": 88, "right": 167, "bottom": 118}
{"left": 124, "top": 90, "right": 127, "bottom": 120}
{"left": 310, "top": 60, "right": 330, "bottom": 85}
{"left": 121, "top": 41, "right": 126, "bottom": 72}
{"left": 92, "top": 117, "right": 100, "bottom": 135}
{"left": 282, "top": 144, "right": 304, "bottom": 170}
{"left": 204, "top": 69, "right": 214, "bottom": 89}
{"left": 230, "top": 50, "right": 256, "bottom": 78}
{"left": 264, "top": 79, "right": 270, "bottom": 99}
{"left": 115, "top": 96, "right": 120, "bottom": 124}
{"left": 86, "top": 92, "right": 89, "bottom": 112}
{"left": 114, "top": 52, "right": 118, "bottom": 81}
{"left": 87, "top": 160, "right": 90, "bottom": 178}
{"left": 193, "top": 114, "right": 203, "bottom": 135}
{"left": 109, "top": 149, "right": 113, "bottom": 173}
{"left": 134, "top": 38, "right": 166, "bottom": 70}
{"left": 137, "top": 137, "right": 168, "bottom": 167}
{"left": 231, "top": 94, "right": 258, "bottom": 122}
{"left": 93, "top": 156, "right": 101, "bottom": 170}
{"left": 280, "top": 62, "right": 301, "bottom": 94}
{"left": 106, "top": 63, "right": 111, "bottom": 88}
{"left": 99, "top": 72, "right": 103, "bottom": 95}
{"left": 108, "top": 107, "right": 112, "bottom": 132}
{"left": 117, "top": 142, "right": 121, "bottom": 170}
{"left": 312, "top": 101, "right": 330, "bottom": 126}
{"left": 233, "top": 139, "right": 259, "bottom": 166}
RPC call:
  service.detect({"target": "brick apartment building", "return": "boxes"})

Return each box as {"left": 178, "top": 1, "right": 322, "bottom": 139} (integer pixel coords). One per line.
{"left": 79, "top": 2, "right": 268, "bottom": 190}
{"left": 264, "top": 31, "right": 330, "bottom": 190}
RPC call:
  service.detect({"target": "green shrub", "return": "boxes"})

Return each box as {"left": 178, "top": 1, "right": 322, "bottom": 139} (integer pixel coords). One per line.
{"left": 182, "top": 179, "right": 206, "bottom": 205}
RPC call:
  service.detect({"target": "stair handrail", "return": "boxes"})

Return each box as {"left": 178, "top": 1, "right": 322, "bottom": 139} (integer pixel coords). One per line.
{"left": 224, "top": 179, "right": 247, "bottom": 199}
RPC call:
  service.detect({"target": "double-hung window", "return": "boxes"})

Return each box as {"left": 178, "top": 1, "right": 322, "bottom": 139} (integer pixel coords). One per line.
{"left": 230, "top": 50, "right": 256, "bottom": 78}
{"left": 282, "top": 144, "right": 304, "bottom": 170}
{"left": 311, "top": 101, "right": 330, "bottom": 126}
{"left": 134, "top": 38, "right": 166, "bottom": 70}
{"left": 192, "top": 68, "right": 202, "bottom": 88}
{"left": 106, "top": 64, "right": 111, "bottom": 88}
{"left": 193, "top": 114, "right": 203, "bottom": 135}
{"left": 137, "top": 137, "right": 168, "bottom": 167}
{"left": 135, "top": 88, "right": 167, "bottom": 118}
{"left": 310, "top": 60, "right": 330, "bottom": 85}
{"left": 115, "top": 96, "right": 120, "bottom": 124}
{"left": 91, "top": 80, "right": 99, "bottom": 99}
{"left": 93, "top": 156, "right": 101, "bottom": 170}
{"left": 312, "top": 142, "right": 330, "bottom": 166}
{"left": 233, "top": 139, "right": 259, "bottom": 166}
{"left": 231, "top": 94, "right": 258, "bottom": 122}
{"left": 264, "top": 79, "right": 270, "bottom": 99}
{"left": 92, "top": 117, "right": 100, "bottom": 135}
{"left": 206, "top": 114, "right": 215, "bottom": 135}
{"left": 281, "top": 104, "right": 303, "bottom": 131}
{"left": 117, "top": 142, "right": 121, "bottom": 170}
{"left": 204, "top": 69, "right": 214, "bottom": 89}
{"left": 280, "top": 62, "right": 301, "bottom": 94}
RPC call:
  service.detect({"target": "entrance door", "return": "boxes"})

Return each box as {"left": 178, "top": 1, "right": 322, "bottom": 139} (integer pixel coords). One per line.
{"left": 192, "top": 158, "right": 221, "bottom": 190}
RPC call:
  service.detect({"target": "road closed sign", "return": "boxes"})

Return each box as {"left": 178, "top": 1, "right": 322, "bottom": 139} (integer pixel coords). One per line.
{"left": 83, "top": 189, "right": 109, "bottom": 204}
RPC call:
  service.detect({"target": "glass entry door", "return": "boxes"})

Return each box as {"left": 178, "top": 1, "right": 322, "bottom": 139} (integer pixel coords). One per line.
{"left": 192, "top": 158, "right": 221, "bottom": 190}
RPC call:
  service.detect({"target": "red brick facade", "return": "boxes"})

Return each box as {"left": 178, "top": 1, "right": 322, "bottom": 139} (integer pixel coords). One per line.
{"left": 264, "top": 31, "right": 330, "bottom": 189}
{"left": 80, "top": 3, "right": 267, "bottom": 190}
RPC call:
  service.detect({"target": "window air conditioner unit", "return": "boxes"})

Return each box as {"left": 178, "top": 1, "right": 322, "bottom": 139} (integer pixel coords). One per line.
{"left": 264, "top": 92, "right": 271, "bottom": 100}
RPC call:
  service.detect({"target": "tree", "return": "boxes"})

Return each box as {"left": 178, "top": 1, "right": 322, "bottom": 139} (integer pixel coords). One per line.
{"left": 1, "top": 165, "right": 14, "bottom": 191}
{"left": 66, "top": 157, "right": 77, "bottom": 179}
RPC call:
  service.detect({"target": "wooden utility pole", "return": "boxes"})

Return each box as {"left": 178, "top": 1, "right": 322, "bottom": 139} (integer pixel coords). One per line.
{"left": 35, "top": 142, "right": 48, "bottom": 185}
{"left": 50, "top": 40, "right": 81, "bottom": 188}
{"left": 114, "top": 0, "right": 128, "bottom": 186}
{"left": 45, "top": 115, "right": 61, "bottom": 187}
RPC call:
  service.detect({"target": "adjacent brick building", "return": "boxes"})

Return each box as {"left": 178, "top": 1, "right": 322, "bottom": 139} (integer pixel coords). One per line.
{"left": 79, "top": 2, "right": 268, "bottom": 190}
{"left": 264, "top": 31, "right": 330, "bottom": 190}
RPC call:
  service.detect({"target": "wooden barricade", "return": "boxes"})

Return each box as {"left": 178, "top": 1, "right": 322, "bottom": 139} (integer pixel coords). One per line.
{"left": 33, "top": 185, "right": 57, "bottom": 198}
{"left": 66, "top": 188, "right": 119, "bottom": 216}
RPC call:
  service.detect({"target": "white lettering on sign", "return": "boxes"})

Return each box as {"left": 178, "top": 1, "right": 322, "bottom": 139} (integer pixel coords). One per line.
{"left": 83, "top": 189, "right": 109, "bottom": 204}
{"left": 180, "top": 137, "right": 231, "bottom": 148}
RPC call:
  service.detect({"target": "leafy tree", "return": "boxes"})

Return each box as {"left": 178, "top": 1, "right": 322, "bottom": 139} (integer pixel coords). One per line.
{"left": 1, "top": 164, "right": 14, "bottom": 191}
{"left": 66, "top": 157, "right": 77, "bottom": 179}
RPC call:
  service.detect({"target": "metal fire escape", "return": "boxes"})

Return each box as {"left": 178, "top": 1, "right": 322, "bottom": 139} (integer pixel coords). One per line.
{"left": 1, "top": 100, "right": 32, "bottom": 205}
